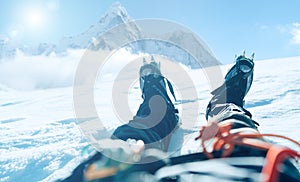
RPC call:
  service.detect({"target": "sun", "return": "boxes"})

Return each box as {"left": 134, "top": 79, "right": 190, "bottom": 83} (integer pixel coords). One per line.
{"left": 24, "top": 8, "right": 46, "bottom": 30}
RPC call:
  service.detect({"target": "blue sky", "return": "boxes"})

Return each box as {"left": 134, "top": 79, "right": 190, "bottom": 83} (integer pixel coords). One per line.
{"left": 1, "top": 0, "right": 300, "bottom": 63}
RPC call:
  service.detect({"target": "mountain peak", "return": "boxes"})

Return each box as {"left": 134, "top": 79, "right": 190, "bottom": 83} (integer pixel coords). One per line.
{"left": 109, "top": 2, "right": 127, "bottom": 14}
{"left": 100, "top": 2, "right": 130, "bottom": 25}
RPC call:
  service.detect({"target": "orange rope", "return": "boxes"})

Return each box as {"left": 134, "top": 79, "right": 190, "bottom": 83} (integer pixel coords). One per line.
{"left": 196, "top": 122, "right": 300, "bottom": 182}
{"left": 196, "top": 122, "right": 300, "bottom": 158}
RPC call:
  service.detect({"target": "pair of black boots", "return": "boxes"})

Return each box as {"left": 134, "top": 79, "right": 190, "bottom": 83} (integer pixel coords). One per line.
{"left": 113, "top": 53, "right": 255, "bottom": 149}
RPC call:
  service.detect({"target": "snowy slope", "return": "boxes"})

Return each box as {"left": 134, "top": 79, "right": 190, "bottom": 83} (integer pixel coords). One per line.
{"left": 0, "top": 55, "right": 299, "bottom": 181}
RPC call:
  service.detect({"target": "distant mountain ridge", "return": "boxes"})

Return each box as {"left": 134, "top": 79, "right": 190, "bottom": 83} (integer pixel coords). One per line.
{"left": 0, "top": 2, "right": 218, "bottom": 68}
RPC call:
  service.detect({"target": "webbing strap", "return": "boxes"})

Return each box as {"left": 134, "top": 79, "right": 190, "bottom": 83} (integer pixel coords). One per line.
{"left": 262, "top": 146, "right": 300, "bottom": 182}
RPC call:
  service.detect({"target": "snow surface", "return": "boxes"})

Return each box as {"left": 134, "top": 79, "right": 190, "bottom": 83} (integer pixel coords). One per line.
{"left": 0, "top": 49, "right": 299, "bottom": 181}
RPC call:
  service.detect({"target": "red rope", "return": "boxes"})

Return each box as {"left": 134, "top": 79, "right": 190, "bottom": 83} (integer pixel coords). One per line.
{"left": 195, "top": 122, "right": 300, "bottom": 182}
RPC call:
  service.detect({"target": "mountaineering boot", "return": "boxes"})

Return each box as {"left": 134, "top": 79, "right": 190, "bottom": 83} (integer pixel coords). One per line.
{"left": 112, "top": 56, "right": 179, "bottom": 152}
{"left": 206, "top": 52, "right": 254, "bottom": 120}
{"left": 136, "top": 56, "right": 179, "bottom": 151}
{"left": 139, "top": 56, "right": 162, "bottom": 97}
{"left": 224, "top": 53, "right": 254, "bottom": 107}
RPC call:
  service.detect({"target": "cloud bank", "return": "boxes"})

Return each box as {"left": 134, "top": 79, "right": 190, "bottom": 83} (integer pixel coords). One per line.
{"left": 0, "top": 48, "right": 146, "bottom": 90}
{"left": 291, "top": 22, "right": 300, "bottom": 44}
{"left": 0, "top": 50, "right": 83, "bottom": 90}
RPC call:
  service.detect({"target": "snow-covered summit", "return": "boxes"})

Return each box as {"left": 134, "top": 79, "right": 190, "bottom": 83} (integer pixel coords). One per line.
{"left": 100, "top": 2, "right": 131, "bottom": 25}
{"left": 0, "top": 2, "right": 133, "bottom": 58}
{"left": 0, "top": 2, "right": 218, "bottom": 68}
{"left": 58, "top": 2, "right": 134, "bottom": 51}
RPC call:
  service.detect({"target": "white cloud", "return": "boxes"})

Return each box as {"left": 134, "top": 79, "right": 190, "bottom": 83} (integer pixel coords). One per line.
{"left": 0, "top": 50, "right": 83, "bottom": 90}
{"left": 0, "top": 48, "right": 145, "bottom": 90}
{"left": 293, "top": 22, "right": 300, "bottom": 28}
{"left": 291, "top": 22, "right": 300, "bottom": 44}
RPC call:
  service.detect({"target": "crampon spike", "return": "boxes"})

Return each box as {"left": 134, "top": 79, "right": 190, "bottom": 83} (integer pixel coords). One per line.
{"left": 142, "top": 57, "right": 147, "bottom": 64}
{"left": 242, "top": 50, "right": 246, "bottom": 57}
{"left": 250, "top": 53, "right": 255, "bottom": 61}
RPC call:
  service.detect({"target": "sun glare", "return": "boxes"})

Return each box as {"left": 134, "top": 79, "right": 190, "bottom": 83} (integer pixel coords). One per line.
{"left": 24, "top": 9, "right": 46, "bottom": 29}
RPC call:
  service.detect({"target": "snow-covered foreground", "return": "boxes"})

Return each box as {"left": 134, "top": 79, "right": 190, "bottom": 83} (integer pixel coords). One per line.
{"left": 1, "top": 56, "right": 300, "bottom": 181}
